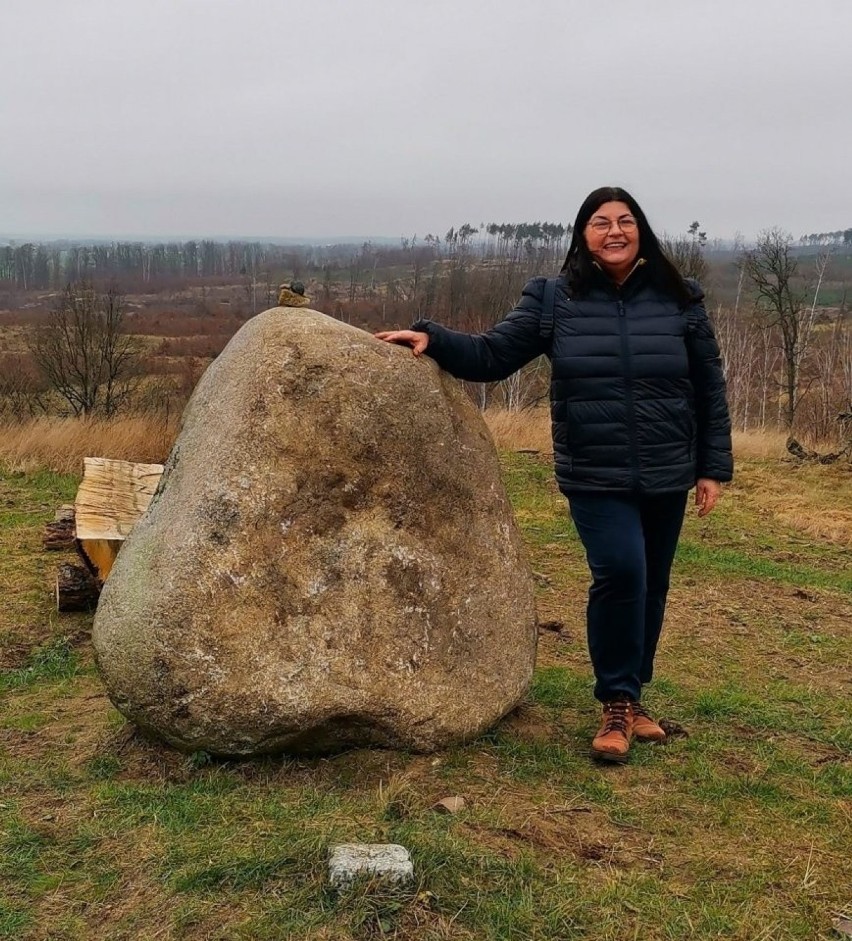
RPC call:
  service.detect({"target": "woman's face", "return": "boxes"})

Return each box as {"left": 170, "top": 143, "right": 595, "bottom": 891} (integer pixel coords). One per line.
{"left": 583, "top": 200, "right": 640, "bottom": 275}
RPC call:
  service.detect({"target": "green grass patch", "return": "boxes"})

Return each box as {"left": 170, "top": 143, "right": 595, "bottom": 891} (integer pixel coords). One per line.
{"left": 0, "top": 900, "right": 31, "bottom": 940}
{"left": 83, "top": 754, "right": 123, "bottom": 781}
{"left": 676, "top": 539, "right": 852, "bottom": 591}
{"left": 0, "top": 637, "right": 84, "bottom": 694}
{"left": 95, "top": 776, "right": 244, "bottom": 832}
{"left": 0, "top": 818, "right": 47, "bottom": 885}
{"left": 529, "top": 665, "right": 588, "bottom": 709}
{"left": 170, "top": 851, "right": 304, "bottom": 893}
{"left": 0, "top": 468, "right": 79, "bottom": 529}
{"left": 815, "top": 762, "right": 852, "bottom": 798}
{"left": 0, "top": 711, "right": 51, "bottom": 732}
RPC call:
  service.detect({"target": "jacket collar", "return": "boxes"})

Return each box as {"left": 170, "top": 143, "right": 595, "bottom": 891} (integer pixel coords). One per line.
{"left": 590, "top": 257, "right": 648, "bottom": 297}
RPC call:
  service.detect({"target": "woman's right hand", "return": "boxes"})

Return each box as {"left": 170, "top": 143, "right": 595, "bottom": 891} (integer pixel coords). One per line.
{"left": 374, "top": 330, "right": 430, "bottom": 357}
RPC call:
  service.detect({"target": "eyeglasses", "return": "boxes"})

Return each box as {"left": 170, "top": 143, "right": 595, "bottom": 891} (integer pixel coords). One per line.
{"left": 586, "top": 216, "right": 638, "bottom": 234}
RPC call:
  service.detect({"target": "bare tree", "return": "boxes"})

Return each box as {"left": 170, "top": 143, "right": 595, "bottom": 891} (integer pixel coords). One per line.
{"left": 497, "top": 356, "right": 549, "bottom": 412}
{"left": 713, "top": 306, "right": 762, "bottom": 430}
{"left": 28, "top": 282, "right": 142, "bottom": 416}
{"left": 809, "top": 311, "right": 851, "bottom": 441}
{"left": 0, "top": 353, "right": 49, "bottom": 418}
{"left": 347, "top": 252, "right": 363, "bottom": 304}
{"left": 741, "top": 229, "right": 811, "bottom": 429}
{"left": 662, "top": 221, "right": 709, "bottom": 283}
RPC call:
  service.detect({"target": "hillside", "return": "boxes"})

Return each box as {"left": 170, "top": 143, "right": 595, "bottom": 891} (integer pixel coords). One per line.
{"left": 1, "top": 451, "right": 849, "bottom": 940}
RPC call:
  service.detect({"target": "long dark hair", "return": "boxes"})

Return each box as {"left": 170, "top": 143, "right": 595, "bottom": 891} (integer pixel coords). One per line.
{"left": 560, "top": 186, "right": 692, "bottom": 306}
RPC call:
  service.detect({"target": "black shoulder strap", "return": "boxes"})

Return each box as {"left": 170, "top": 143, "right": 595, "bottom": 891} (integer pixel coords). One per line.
{"left": 539, "top": 277, "right": 559, "bottom": 342}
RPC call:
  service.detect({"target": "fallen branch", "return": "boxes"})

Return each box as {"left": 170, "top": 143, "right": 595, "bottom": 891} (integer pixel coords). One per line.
{"left": 786, "top": 437, "right": 848, "bottom": 465}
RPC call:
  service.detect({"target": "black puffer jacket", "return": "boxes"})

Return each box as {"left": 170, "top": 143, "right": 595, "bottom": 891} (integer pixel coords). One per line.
{"left": 412, "top": 267, "right": 733, "bottom": 495}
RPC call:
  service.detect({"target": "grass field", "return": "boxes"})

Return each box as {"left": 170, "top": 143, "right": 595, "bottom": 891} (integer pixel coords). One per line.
{"left": 1, "top": 453, "right": 850, "bottom": 940}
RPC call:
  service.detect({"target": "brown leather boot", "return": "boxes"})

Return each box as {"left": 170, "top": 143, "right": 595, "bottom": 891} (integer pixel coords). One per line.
{"left": 631, "top": 701, "right": 667, "bottom": 743}
{"left": 591, "top": 699, "right": 633, "bottom": 763}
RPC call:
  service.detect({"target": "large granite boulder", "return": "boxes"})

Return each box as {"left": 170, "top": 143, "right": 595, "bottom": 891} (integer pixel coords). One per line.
{"left": 92, "top": 306, "right": 537, "bottom": 756}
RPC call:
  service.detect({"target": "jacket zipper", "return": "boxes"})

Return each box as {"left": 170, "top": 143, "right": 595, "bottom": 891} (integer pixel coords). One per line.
{"left": 593, "top": 257, "right": 646, "bottom": 286}
{"left": 617, "top": 296, "right": 641, "bottom": 490}
{"left": 621, "top": 257, "right": 646, "bottom": 284}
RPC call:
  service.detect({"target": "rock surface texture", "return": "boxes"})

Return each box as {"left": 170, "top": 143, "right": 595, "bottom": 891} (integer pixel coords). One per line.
{"left": 328, "top": 844, "right": 414, "bottom": 889}
{"left": 92, "top": 307, "right": 537, "bottom": 756}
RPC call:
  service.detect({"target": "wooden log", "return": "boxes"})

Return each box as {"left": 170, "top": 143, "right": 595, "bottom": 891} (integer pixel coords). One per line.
{"left": 76, "top": 537, "right": 122, "bottom": 585}
{"left": 56, "top": 562, "right": 100, "bottom": 612}
{"left": 75, "top": 457, "right": 164, "bottom": 581}
{"left": 43, "top": 514, "right": 76, "bottom": 551}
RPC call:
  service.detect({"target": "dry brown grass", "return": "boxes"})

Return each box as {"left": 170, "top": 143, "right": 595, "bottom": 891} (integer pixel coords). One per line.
{"left": 0, "top": 415, "right": 179, "bottom": 474}
{"left": 0, "top": 407, "right": 841, "bottom": 484}
{"left": 484, "top": 409, "right": 812, "bottom": 465}
{"left": 732, "top": 459, "right": 852, "bottom": 545}
{"left": 483, "top": 407, "right": 552, "bottom": 453}
{"left": 731, "top": 429, "right": 789, "bottom": 460}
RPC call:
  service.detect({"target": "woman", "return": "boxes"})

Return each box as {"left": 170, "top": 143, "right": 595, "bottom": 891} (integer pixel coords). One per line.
{"left": 376, "top": 187, "right": 733, "bottom": 763}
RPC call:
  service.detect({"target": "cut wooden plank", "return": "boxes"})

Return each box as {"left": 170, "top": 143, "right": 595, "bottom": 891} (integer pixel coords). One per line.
{"left": 56, "top": 562, "right": 100, "bottom": 612}
{"left": 74, "top": 458, "right": 164, "bottom": 582}
{"left": 74, "top": 457, "right": 164, "bottom": 541}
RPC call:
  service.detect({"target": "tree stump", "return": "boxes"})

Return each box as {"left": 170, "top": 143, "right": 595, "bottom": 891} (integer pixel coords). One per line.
{"left": 56, "top": 563, "right": 100, "bottom": 612}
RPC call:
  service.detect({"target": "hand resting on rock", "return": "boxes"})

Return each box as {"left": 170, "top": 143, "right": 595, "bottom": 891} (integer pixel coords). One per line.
{"left": 375, "top": 330, "right": 430, "bottom": 357}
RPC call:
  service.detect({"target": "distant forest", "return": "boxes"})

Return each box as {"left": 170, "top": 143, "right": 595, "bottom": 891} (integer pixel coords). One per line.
{"left": 1, "top": 220, "right": 849, "bottom": 446}
{"left": 1, "top": 221, "right": 850, "bottom": 292}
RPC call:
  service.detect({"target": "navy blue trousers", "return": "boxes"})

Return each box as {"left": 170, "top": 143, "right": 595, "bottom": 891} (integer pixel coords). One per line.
{"left": 567, "top": 491, "right": 688, "bottom": 703}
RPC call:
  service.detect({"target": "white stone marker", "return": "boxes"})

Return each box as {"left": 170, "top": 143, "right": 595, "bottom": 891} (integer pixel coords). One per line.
{"left": 328, "top": 843, "right": 414, "bottom": 889}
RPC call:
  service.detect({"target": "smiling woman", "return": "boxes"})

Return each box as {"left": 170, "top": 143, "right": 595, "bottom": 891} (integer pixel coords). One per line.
{"left": 376, "top": 185, "right": 733, "bottom": 765}
{"left": 563, "top": 186, "right": 694, "bottom": 306}
{"left": 583, "top": 205, "right": 640, "bottom": 283}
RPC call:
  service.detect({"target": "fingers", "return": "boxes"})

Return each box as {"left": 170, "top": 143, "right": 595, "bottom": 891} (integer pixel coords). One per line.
{"left": 696, "top": 480, "right": 721, "bottom": 517}
{"left": 374, "top": 330, "right": 429, "bottom": 356}
{"left": 374, "top": 330, "right": 412, "bottom": 344}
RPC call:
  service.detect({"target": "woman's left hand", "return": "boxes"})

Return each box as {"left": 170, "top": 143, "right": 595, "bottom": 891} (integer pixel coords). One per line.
{"left": 695, "top": 478, "right": 722, "bottom": 517}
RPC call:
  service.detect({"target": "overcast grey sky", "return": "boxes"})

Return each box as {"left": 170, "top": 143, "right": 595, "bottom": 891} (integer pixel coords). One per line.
{"left": 1, "top": 0, "right": 849, "bottom": 241}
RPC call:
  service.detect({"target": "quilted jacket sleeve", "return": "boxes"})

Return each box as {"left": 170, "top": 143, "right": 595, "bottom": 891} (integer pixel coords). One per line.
{"left": 684, "top": 283, "right": 734, "bottom": 482}
{"left": 410, "top": 277, "right": 548, "bottom": 382}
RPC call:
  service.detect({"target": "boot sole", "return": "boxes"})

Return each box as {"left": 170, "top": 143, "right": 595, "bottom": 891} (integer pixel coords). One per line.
{"left": 590, "top": 747, "right": 629, "bottom": 764}
{"left": 633, "top": 734, "right": 667, "bottom": 744}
